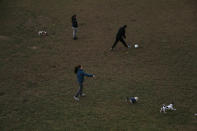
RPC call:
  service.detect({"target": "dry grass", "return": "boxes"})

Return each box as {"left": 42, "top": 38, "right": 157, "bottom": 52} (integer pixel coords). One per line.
{"left": 0, "top": 0, "right": 197, "bottom": 130}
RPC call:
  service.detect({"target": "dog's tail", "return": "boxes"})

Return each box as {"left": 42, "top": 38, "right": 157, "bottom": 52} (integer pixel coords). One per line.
{"left": 125, "top": 97, "right": 129, "bottom": 102}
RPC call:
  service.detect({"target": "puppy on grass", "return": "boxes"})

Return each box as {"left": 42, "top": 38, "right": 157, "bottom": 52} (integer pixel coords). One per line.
{"left": 126, "top": 97, "right": 138, "bottom": 104}
{"left": 160, "top": 103, "right": 176, "bottom": 113}
{"left": 38, "top": 31, "right": 48, "bottom": 36}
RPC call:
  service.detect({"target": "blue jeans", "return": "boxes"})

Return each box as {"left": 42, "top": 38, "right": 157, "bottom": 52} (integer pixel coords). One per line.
{"left": 75, "top": 83, "right": 83, "bottom": 97}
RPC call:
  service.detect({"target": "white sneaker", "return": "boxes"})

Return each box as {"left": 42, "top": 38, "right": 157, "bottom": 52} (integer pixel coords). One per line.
{"left": 80, "top": 93, "right": 86, "bottom": 97}
{"left": 73, "top": 96, "right": 79, "bottom": 101}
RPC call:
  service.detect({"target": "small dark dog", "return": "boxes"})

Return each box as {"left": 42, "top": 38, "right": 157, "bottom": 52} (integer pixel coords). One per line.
{"left": 126, "top": 97, "right": 138, "bottom": 104}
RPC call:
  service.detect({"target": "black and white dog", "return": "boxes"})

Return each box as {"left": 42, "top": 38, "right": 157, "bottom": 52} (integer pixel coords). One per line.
{"left": 38, "top": 31, "right": 48, "bottom": 36}
{"left": 126, "top": 97, "right": 138, "bottom": 104}
{"left": 160, "top": 103, "right": 176, "bottom": 113}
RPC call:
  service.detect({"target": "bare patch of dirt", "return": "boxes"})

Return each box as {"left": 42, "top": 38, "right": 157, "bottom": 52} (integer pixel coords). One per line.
{"left": 0, "top": 35, "right": 11, "bottom": 40}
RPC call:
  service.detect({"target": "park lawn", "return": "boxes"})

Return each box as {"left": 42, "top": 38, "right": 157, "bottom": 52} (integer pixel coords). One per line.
{"left": 0, "top": 0, "right": 197, "bottom": 130}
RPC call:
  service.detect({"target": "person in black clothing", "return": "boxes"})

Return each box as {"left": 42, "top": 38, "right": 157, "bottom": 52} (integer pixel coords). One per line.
{"left": 111, "top": 25, "right": 130, "bottom": 50}
{"left": 71, "top": 14, "right": 78, "bottom": 40}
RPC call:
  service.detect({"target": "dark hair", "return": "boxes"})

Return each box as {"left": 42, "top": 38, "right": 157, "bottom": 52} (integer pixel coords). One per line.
{"left": 71, "top": 15, "right": 76, "bottom": 22}
{"left": 74, "top": 65, "right": 81, "bottom": 74}
{"left": 123, "top": 25, "right": 127, "bottom": 28}
{"left": 72, "top": 14, "right": 76, "bottom": 19}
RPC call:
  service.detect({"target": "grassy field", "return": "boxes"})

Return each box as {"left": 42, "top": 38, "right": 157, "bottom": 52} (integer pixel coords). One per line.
{"left": 0, "top": 0, "right": 197, "bottom": 130}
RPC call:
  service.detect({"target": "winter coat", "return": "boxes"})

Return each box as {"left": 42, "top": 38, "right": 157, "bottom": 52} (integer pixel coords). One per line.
{"left": 72, "top": 16, "right": 78, "bottom": 28}
{"left": 116, "top": 26, "right": 126, "bottom": 40}
{"left": 77, "top": 69, "right": 93, "bottom": 84}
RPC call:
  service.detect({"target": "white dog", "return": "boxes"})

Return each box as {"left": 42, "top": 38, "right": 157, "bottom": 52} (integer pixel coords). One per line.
{"left": 160, "top": 103, "right": 176, "bottom": 113}
{"left": 38, "top": 31, "right": 48, "bottom": 36}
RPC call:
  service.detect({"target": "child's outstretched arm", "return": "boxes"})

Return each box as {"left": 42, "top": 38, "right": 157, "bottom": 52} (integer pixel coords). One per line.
{"left": 83, "top": 72, "right": 94, "bottom": 77}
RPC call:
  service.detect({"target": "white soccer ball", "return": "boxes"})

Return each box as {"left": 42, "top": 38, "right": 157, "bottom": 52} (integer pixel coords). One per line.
{"left": 134, "top": 44, "right": 139, "bottom": 48}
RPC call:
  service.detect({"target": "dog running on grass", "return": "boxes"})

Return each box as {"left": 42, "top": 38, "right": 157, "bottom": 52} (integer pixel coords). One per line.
{"left": 160, "top": 103, "right": 176, "bottom": 113}
{"left": 126, "top": 97, "right": 139, "bottom": 104}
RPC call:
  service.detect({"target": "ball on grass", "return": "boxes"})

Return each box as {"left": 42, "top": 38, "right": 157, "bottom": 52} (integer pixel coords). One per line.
{"left": 134, "top": 44, "right": 139, "bottom": 48}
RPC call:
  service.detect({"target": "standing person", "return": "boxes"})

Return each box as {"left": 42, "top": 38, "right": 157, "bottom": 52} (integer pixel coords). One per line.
{"left": 73, "top": 65, "right": 95, "bottom": 101}
{"left": 71, "top": 14, "right": 78, "bottom": 40}
{"left": 111, "top": 25, "right": 130, "bottom": 50}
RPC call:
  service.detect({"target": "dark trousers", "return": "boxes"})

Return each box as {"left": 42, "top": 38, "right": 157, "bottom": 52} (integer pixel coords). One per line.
{"left": 112, "top": 38, "right": 128, "bottom": 49}
{"left": 75, "top": 83, "right": 83, "bottom": 97}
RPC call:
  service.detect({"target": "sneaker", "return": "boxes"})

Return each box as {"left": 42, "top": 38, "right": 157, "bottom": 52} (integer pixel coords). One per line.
{"left": 80, "top": 93, "right": 86, "bottom": 97}
{"left": 73, "top": 96, "right": 79, "bottom": 101}
{"left": 128, "top": 45, "right": 131, "bottom": 48}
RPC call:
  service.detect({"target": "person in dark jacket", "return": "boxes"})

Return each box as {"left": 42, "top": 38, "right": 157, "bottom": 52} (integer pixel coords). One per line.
{"left": 74, "top": 65, "right": 95, "bottom": 101}
{"left": 71, "top": 14, "right": 78, "bottom": 40}
{"left": 111, "top": 25, "right": 130, "bottom": 50}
